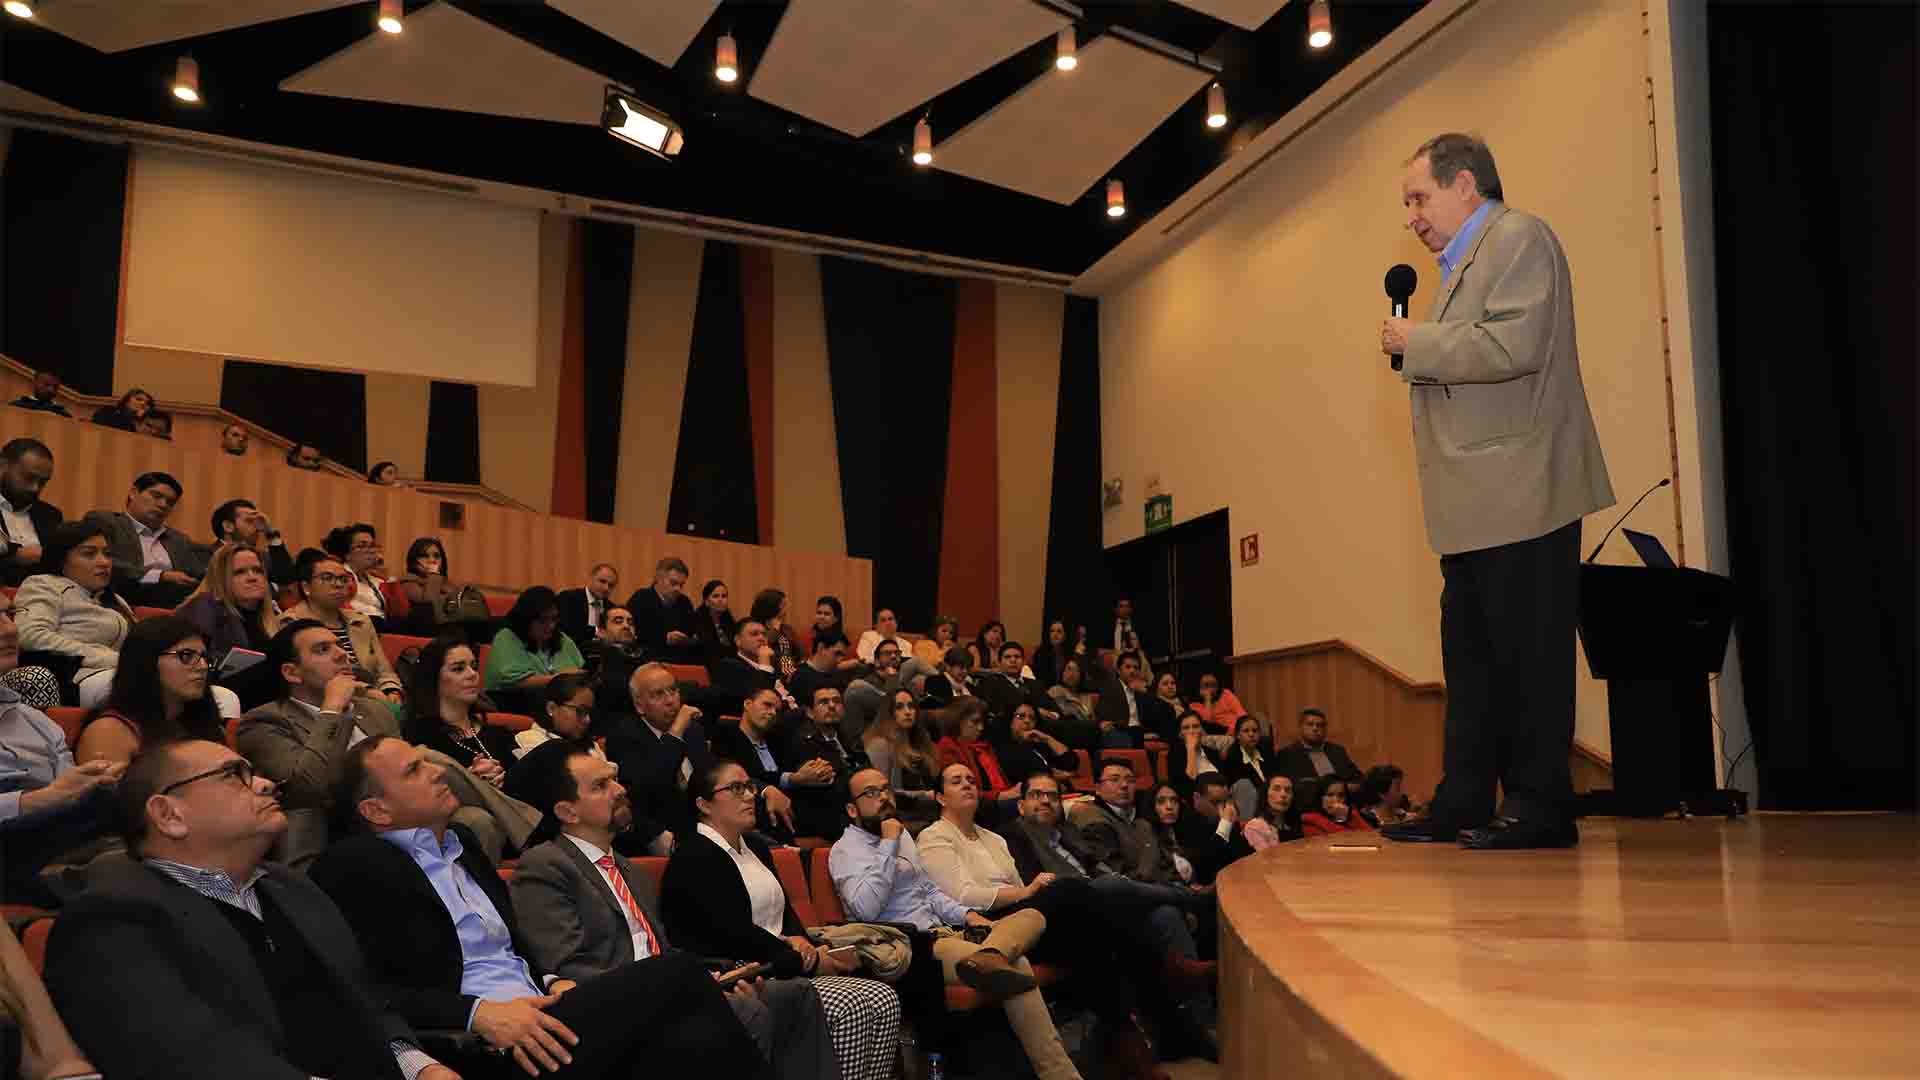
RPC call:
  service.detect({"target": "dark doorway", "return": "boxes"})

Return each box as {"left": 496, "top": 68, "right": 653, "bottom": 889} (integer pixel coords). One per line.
{"left": 1103, "top": 508, "right": 1234, "bottom": 692}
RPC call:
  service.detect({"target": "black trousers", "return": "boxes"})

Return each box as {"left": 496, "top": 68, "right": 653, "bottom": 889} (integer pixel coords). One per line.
{"left": 1429, "top": 519, "right": 1582, "bottom": 828}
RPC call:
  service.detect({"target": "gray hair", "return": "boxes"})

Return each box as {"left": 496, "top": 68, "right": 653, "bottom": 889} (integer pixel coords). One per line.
{"left": 1411, "top": 132, "right": 1503, "bottom": 201}
{"left": 654, "top": 556, "right": 689, "bottom": 577}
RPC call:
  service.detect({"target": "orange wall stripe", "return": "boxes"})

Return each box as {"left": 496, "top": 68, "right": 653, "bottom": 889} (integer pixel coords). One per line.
{"left": 742, "top": 245, "right": 777, "bottom": 545}
{"left": 937, "top": 278, "right": 999, "bottom": 634}
{"left": 549, "top": 218, "right": 589, "bottom": 518}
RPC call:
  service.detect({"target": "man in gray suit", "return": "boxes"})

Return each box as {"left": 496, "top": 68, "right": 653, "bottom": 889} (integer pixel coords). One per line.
{"left": 84, "top": 471, "right": 209, "bottom": 607}
{"left": 508, "top": 746, "right": 836, "bottom": 1080}
{"left": 1379, "top": 133, "right": 1615, "bottom": 850}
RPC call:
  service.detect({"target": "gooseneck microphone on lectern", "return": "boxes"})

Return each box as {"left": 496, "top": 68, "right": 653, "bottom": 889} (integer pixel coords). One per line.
{"left": 1585, "top": 478, "right": 1671, "bottom": 563}
{"left": 1385, "top": 264, "right": 1417, "bottom": 371}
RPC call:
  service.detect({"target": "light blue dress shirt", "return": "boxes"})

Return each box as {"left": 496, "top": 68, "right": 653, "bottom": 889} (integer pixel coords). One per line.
{"left": 1437, "top": 199, "right": 1500, "bottom": 285}
{"left": 0, "top": 690, "right": 71, "bottom": 825}
{"left": 379, "top": 826, "right": 543, "bottom": 1027}
{"left": 829, "top": 824, "right": 974, "bottom": 931}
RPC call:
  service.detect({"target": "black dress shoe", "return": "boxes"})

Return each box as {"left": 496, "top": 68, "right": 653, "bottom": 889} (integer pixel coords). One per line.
{"left": 1458, "top": 816, "right": 1579, "bottom": 850}
{"left": 1380, "top": 819, "right": 1466, "bottom": 843}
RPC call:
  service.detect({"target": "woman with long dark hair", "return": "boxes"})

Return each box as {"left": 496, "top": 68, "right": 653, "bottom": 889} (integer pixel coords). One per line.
{"left": 89, "top": 387, "right": 151, "bottom": 432}
{"left": 385, "top": 536, "right": 448, "bottom": 632}
{"left": 911, "top": 615, "right": 960, "bottom": 671}
{"left": 405, "top": 633, "right": 516, "bottom": 787}
{"left": 73, "top": 616, "right": 224, "bottom": 769}
{"left": 749, "top": 588, "right": 802, "bottom": 682}
{"left": 809, "top": 595, "right": 862, "bottom": 675}
{"left": 967, "top": 620, "right": 1008, "bottom": 673}
{"left": 484, "top": 586, "right": 586, "bottom": 713}
{"left": 366, "top": 461, "right": 400, "bottom": 486}
{"left": 687, "top": 579, "right": 737, "bottom": 663}
{"left": 1228, "top": 773, "right": 1305, "bottom": 858}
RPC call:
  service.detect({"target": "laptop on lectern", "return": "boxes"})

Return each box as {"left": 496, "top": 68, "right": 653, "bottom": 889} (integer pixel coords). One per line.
{"left": 1622, "top": 528, "right": 1677, "bottom": 570}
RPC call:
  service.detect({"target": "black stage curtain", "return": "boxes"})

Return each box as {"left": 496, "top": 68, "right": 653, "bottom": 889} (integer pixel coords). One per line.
{"left": 1707, "top": 2, "right": 1917, "bottom": 809}
{"left": 668, "top": 241, "right": 758, "bottom": 543}
{"left": 424, "top": 381, "right": 482, "bottom": 485}
{"left": 580, "top": 220, "right": 634, "bottom": 525}
{"left": 1042, "top": 296, "right": 1109, "bottom": 644}
{"left": 1, "top": 130, "right": 127, "bottom": 395}
{"left": 221, "top": 360, "right": 367, "bottom": 474}
{"left": 820, "top": 256, "right": 956, "bottom": 632}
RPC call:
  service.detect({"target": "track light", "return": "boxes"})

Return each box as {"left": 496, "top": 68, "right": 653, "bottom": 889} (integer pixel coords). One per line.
{"left": 3, "top": 1, "right": 35, "bottom": 20}
{"left": 171, "top": 55, "right": 201, "bottom": 104}
{"left": 912, "top": 116, "right": 933, "bottom": 167}
{"left": 1106, "top": 179, "right": 1126, "bottom": 218}
{"left": 1206, "top": 83, "right": 1227, "bottom": 129}
{"left": 1308, "top": 0, "right": 1333, "bottom": 49}
{"left": 377, "top": 0, "right": 403, "bottom": 34}
{"left": 715, "top": 33, "right": 739, "bottom": 83}
{"left": 1055, "top": 26, "right": 1077, "bottom": 71}
{"left": 602, "top": 87, "right": 684, "bottom": 160}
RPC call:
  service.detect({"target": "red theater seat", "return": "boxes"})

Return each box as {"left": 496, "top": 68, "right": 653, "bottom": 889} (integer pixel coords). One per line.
{"left": 21, "top": 917, "right": 52, "bottom": 976}
{"left": 771, "top": 847, "right": 817, "bottom": 927}
{"left": 382, "top": 633, "right": 430, "bottom": 672}
{"left": 133, "top": 606, "right": 172, "bottom": 622}
{"left": 806, "top": 852, "right": 847, "bottom": 925}
{"left": 667, "top": 664, "right": 711, "bottom": 688}
{"left": 484, "top": 712, "right": 535, "bottom": 733}
{"left": 630, "top": 856, "right": 668, "bottom": 892}
{"left": 484, "top": 594, "right": 515, "bottom": 617}
{"left": 48, "top": 707, "right": 85, "bottom": 747}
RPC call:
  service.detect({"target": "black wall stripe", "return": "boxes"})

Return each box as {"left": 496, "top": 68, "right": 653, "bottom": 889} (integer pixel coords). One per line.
{"left": 667, "top": 241, "right": 758, "bottom": 543}
{"left": 580, "top": 220, "right": 634, "bottom": 524}
{"left": 1, "top": 130, "right": 128, "bottom": 396}
{"left": 220, "top": 360, "right": 368, "bottom": 473}
{"left": 820, "top": 256, "right": 956, "bottom": 632}
{"left": 1041, "top": 296, "right": 1106, "bottom": 644}
{"left": 424, "top": 380, "right": 482, "bottom": 485}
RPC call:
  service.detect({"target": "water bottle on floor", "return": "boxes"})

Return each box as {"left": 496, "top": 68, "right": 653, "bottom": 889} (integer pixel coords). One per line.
{"left": 927, "top": 1052, "right": 946, "bottom": 1080}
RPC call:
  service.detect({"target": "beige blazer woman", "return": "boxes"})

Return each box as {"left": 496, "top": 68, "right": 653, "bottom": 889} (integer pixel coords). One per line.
{"left": 14, "top": 574, "right": 132, "bottom": 685}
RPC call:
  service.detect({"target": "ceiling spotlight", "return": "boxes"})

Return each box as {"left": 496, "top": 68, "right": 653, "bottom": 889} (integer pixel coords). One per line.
{"left": 171, "top": 55, "right": 201, "bottom": 104}
{"left": 377, "top": 0, "right": 403, "bottom": 34}
{"left": 1055, "top": 26, "right": 1077, "bottom": 71}
{"left": 1206, "top": 83, "right": 1227, "bottom": 129}
{"left": 912, "top": 115, "right": 934, "bottom": 167}
{"left": 1308, "top": 0, "right": 1333, "bottom": 49}
{"left": 714, "top": 32, "right": 739, "bottom": 83}
{"left": 3, "top": 1, "right": 34, "bottom": 20}
{"left": 1106, "top": 179, "right": 1126, "bottom": 218}
{"left": 602, "top": 86, "right": 684, "bottom": 160}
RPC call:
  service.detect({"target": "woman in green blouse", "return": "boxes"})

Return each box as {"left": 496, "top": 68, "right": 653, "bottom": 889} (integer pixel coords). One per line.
{"left": 484, "top": 585, "right": 585, "bottom": 715}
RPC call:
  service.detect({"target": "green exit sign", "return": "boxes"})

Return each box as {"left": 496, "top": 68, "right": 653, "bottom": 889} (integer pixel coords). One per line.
{"left": 1145, "top": 494, "right": 1172, "bottom": 534}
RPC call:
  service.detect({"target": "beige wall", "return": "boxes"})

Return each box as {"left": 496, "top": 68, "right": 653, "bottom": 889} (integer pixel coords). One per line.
{"left": 612, "top": 227, "right": 703, "bottom": 531}
{"left": 363, "top": 372, "right": 431, "bottom": 480}
{"left": 1099, "top": 0, "right": 1675, "bottom": 755}
{"left": 476, "top": 211, "right": 569, "bottom": 514}
{"left": 771, "top": 250, "right": 848, "bottom": 556}
{"left": 996, "top": 283, "right": 1065, "bottom": 645}
{"left": 115, "top": 342, "right": 225, "bottom": 407}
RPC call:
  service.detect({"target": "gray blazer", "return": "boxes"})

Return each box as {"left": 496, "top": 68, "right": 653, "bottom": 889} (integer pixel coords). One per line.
{"left": 1400, "top": 204, "right": 1615, "bottom": 555}
{"left": 85, "top": 511, "right": 211, "bottom": 591}
{"left": 236, "top": 696, "right": 402, "bottom": 811}
{"left": 12, "top": 573, "right": 132, "bottom": 683}
{"left": 510, "top": 835, "right": 669, "bottom": 981}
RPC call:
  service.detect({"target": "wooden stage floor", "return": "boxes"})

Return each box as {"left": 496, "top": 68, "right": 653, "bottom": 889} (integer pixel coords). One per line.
{"left": 1214, "top": 814, "right": 1920, "bottom": 1078}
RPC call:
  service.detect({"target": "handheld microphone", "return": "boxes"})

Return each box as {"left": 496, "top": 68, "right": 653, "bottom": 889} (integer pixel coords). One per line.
{"left": 1585, "top": 478, "right": 1671, "bottom": 563}
{"left": 1384, "top": 264, "right": 1417, "bottom": 371}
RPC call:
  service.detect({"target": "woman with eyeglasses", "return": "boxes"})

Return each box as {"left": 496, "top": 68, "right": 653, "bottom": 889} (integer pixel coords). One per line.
{"left": 73, "top": 616, "right": 225, "bottom": 770}
{"left": 281, "top": 548, "right": 404, "bottom": 703}
{"left": 484, "top": 586, "right": 586, "bottom": 717}
{"left": 660, "top": 759, "right": 902, "bottom": 1080}
{"left": 509, "top": 672, "right": 602, "bottom": 762}
{"left": 403, "top": 634, "right": 516, "bottom": 790}
{"left": 385, "top": 536, "right": 449, "bottom": 634}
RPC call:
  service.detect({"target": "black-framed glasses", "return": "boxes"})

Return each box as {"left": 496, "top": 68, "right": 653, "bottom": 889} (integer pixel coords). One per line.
{"left": 853, "top": 783, "right": 894, "bottom": 802}
{"left": 1023, "top": 789, "right": 1062, "bottom": 802}
{"left": 158, "top": 647, "right": 210, "bottom": 668}
{"left": 312, "top": 572, "right": 353, "bottom": 587}
{"left": 713, "top": 780, "right": 759, "bottom": 800}
{"left": 160, "top": 758, "right": 256, "bottom": 796}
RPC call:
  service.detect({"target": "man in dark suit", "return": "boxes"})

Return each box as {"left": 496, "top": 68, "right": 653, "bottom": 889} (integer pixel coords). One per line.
{"left": 84, "top": 470, "right": 209, "bottom": 607}
{"left": 1271, "top": 708, "right": 1364, "bottom": 786}
{"left": 0, "top": 438, "right": 63, "bottom": 587}
{"left": 706, "top": 687, "right": 799, "bottom": 839}
{"left": 508, "top": 747, "right": 833, "bottom": 1079}
{"left": 919, "top": 646, "right": 975, "bottom": 707}
{"left": 45, "top": 737, "right": 457, "bottom": 1080}
{"left": 1093, "top": 596, "right": 1148, "bottom": 656}
{"left": 601, "top": 661, "right": 715, "bottom": 847}
{"left": 776, "top": 685, "right": 868, "bottom": 841}
{"left": 210, "top": 498, "right": 296, "bottom": 586}
{"left": 1093, "top": 653, "right": 1175, "bottom": 747}
{"left": 10, "top": 370, "right": 72, "bottom": 417}
{"left": 624, "top": 556, "right": 700, "bottom": 663}
{"left": 556, "top": 563, "right": 620, "bottom": 650}
{"left": 310, "top": 735, "right": 773, "bottom": 1080}
{"left": 976, "top": 641, "right": 1049, "bottom": 725}
{"left": 708, "top": 618, "right": 799, "bottom": 715}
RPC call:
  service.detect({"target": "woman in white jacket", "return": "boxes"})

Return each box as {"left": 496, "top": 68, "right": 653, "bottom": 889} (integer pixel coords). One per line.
{"left": 13, "top": 521, "right": 131, "bottom": 708}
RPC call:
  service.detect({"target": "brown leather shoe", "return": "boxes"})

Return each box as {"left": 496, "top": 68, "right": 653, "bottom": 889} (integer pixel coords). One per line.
{"left": 1163, "top": 952, "right": 1217, "bottom": 997}
{"left": 954, "top": 948, "right": 1037, "bottom": 996}
{"left": 1104, "top": 1022, "right": 1172, "bottom": 1080}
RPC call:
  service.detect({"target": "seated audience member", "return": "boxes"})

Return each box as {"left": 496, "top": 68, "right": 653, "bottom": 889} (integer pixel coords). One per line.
{"left": 386, "top": 535, "right": 449, "bottom": 633}
{"left": 978, "top": 641, "right": 1049, "bottom": 727}
{"left": 367, "top": 461, "right": 400, "bottom": 486}
{"left": 2, "top": 919, "right": 98, "bottom": 1080}
{"left": 1167, "top": 710, "right": 1225, "bottom": 793}
{"left": 1030, "top": 620, "right": 1086, "bottom": 691}
{"left": 1163, "top": 775, "right": 1237, "bottom": 887}
{"left": 85, "top": 471, "right": 207, "bottom": 608}
{"left": 1273, "top": 707, "right": 1364, "bottom": 784}
{"left": 485, "top": 586, "right": 587, "bottom": 715}
{"left": 511, "top": 671, "right": 602, "bottom": 762}
{"left": 1220, "top": 714, "right": 1279, "bottom": 816}
{"left": 139, "top": 409, "right": 173, "bottom": 440}
{"left": 807, "top": 596, "right": 863, "bottom": 676}
{"left": 176, "top": 543, "right": 283, "bottom": 710}
{"left": 1044, "top": 656, "right": 1101, "bottom": 752}
{"left": 829, "top": 767, "right": 1078, "bottom": 1080}
{"left": 858, "top": 687, "right": 938, "bottom": 810}
{"left": 0, "top": 608, "right": 61, "bottom": 712}
{"left": 210, "top": 498, "right": 294, "bottom": 585}
{"left": 585, "top": 606, "right": 646, "bottom": 713}
{"left": 1152, "top": 672, "right": 1189, "bottom": 722}
{"left": 602, "top": 661, "right": 714, "bottom": 846}
{"left": 324, "top": 523, "right": 390, "bottom": 626}
{"left": 283, "top": 548, "right": 404, "bottom": 702}
{"left": 750, "top": 589, "right": 804, "bottom": 682}
{"left": 235, "top": 618, "right": 402, "bottom": 818}
{"left": 14, "top": 522, "right": 132, "bottom": 707}
{"left": 778, "top": 685, "right": 869, "bottom": 840}
{"left": 910, "top": 615, "right": 961, "bottom": 673}
{"left": 45, "top": 738, "right": 456, "bottom": 1080}
{"left": 1301, "top": 776, "right": 1374, "bottom": 836}
{"left": 284, "top": 442, "right": 324, "bottom": 470}
{"left": 1354, "top": 763, "right": 1411, "bottom": 827}
{"left": 405, "top": 634, "right": 517, "bottom": 783}
{"left": 966, "top": 621, "right": 1008, "bottom": 675}
{"left": 688, "top": 578, "right": 737, "bottom": 663}
{"left": 310, "top": 736, "right": 774, "bottom": 1080}
{"left": 854, "top": 606, "right": 908, "bottom": 664}
{"left": 787, "top": 632, "right": 849, "bottom": 720}
{"left": 218, "top": 422, "right": 249, "bottom": 456}
{"left": 709, "top": 618, "right": 799, "bottom": 714}
{"left": 73, "top": 617, "right": 228, "bottom": 771}
{"left": 660, "top": 760, "right": 903, "bottom": 1079}
{"left": 1068, "top": 758, "right": 1187, "bottom": 889}
{"left": 1093, "top": 652, "right": 1174, "bottom": 748}
{"left": 10, "top": 370, "right": 72, "bottom": 417}
{"left": 625, "top": 556, "right": 699, "bottom": 662}
{"left": 920, "top": 646, "right": 975, "bottom": 706}
{"left": 1191, "top": 671, "right": 1247, "bottom": 734}
{"left": 930, "top": 698, "right": 1020, "bottom": 818}
{"left": 705, "top": 687, "right": 800, "bottom": 838}
{"left": 839, "top": 636, "right": 906, "bottom": 743}
{"left": 1228, "top": 774, "right": 1304, "bottom": 859}
{"left": 918, "top": 762, "right": 1211, "bottom": 1072}
{"left": 555, "top": 563, "right": 619, "bottom": 648}
{"left": 0, "top": 437, "right": 63, "bottom": 588}
{"left": 1097, "top": 596, "right": 1147, "bottom": 655}
{"left": 992, "top": 702, "right": 1078, "bottom": 793}
{"left": 88, "top": 387, "right": 150, "bottom": 432}
{"left": 508, "top": 750, "right": 841, "bottom": 1080}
